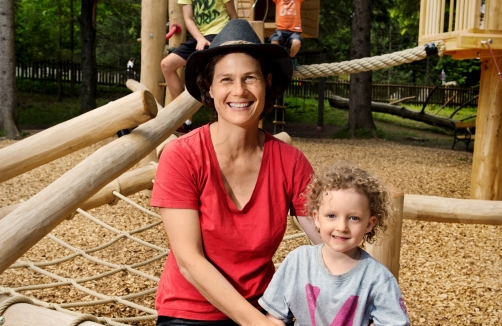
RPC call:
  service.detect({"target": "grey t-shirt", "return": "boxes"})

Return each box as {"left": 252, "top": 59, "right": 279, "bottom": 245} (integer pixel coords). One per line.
{"left": 259, "top": 245, "right": 410, "bottom": 326}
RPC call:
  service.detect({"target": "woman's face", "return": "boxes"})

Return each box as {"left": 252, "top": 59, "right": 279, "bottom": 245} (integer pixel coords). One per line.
{"left": 209, "top": 52, "right": 271, "bottom": 128}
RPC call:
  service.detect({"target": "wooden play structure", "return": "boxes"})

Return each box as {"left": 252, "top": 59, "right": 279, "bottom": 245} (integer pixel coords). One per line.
{"left": 418, "top": 0, "right": 502, "bottom": 200}
{"left": 1, "top": 0, "right": 502, "bottom": 325}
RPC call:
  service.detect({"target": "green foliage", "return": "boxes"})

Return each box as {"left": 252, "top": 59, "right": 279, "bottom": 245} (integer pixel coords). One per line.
{"left": 14, "top": 0, "right": 142, "bottom": 66}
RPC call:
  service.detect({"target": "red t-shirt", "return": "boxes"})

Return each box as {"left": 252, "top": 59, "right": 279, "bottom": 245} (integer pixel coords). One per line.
{"left": 150, "top": 124, "right": 314, "bottom": 320}
{"left": 274, "top": 0, "right": 304, "bottom": 33}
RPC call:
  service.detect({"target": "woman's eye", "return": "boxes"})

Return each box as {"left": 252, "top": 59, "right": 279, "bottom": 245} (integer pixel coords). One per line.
{"left": 245, "top": 76, "right": 257, "bottom": 83}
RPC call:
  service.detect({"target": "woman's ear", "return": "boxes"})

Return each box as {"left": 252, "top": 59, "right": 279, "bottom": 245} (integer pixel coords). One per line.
{"left": 366, "top": 216, "right": 378, "bottom": 233}
{"left": 266, "top": 73, "right": 272, "bottom": 87}
{"left": 209, "top": 87, "right": 214, "bottom": 98}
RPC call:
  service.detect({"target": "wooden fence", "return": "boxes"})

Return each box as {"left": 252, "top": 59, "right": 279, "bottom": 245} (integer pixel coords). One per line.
{"left": 287, "top": 80, "right": 479, "bottom": 107}
{"left": 16, "top": 60, "right": 139, "bottom": 87}
{"left": 16, "top": 61, "right": 479, "bottom": 107}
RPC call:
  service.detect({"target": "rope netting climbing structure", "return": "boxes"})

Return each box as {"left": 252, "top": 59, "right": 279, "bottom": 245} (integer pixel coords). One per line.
{"left": 0, "top": 183, "right": 309, "bottom": 326}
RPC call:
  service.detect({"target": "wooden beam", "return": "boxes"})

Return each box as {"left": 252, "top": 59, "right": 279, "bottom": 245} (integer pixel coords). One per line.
{"left": 365, "top": 184, "right": 404, "bottom": 281}
{"left": 0, "top": 90, "right": 157, "bottom": 184}
{"left": 470, "top": 56, "right": 502, "bottom": 199}
{"left": 0, "top": 295, "right": 102, "bottom": 326}
{"left": 0, "top": 90, "right": 202, "bottom": 274}
{"left": 403, "top": 194, "right": 502, "bottom": 225}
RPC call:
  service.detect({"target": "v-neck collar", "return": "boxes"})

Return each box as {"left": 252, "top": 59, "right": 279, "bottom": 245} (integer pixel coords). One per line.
{"left": 205, "top": 125, "right": 269, "bottom": 213}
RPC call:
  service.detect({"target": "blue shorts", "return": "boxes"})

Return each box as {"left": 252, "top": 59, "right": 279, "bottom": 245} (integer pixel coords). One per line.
{"left": 269, "top": 30, "right": 302, "bottom": 48}
{"left": 172, "top": 34, "right": 217, "bottom": 61}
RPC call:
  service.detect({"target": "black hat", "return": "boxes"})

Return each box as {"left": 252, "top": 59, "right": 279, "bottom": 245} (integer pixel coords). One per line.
{"left": 184, "top": 19, "right": 293, "bottom": 102}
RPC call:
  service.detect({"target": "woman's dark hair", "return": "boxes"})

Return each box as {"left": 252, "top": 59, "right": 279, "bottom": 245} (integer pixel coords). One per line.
{"left": 195, "top": 50, "right": 283, "bottom": 120}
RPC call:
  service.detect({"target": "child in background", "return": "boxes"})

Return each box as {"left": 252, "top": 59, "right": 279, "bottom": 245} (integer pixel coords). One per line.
{"left": 270, "top": 0, "right": 304, "bottom": 62}
{"left": 259, "top": 162, "right": 410, "bottom": 326}
{"left": 161, "top": 0, "right": 237, "bottom": 132}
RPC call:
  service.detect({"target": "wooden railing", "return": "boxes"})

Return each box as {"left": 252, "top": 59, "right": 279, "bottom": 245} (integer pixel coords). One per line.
{"left": 16, "top": 60, "right": 140, "bottom": 87}
{"left": 286, "top": 80, "right": 479, "bottom": 107}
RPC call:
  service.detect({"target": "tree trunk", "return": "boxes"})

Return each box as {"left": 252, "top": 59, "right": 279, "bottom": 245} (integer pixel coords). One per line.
{"left": 348, "top": 0, "right": 374, "bottom": 137}
{"left": 0, "top": 0, "right": 21, "bottom": 139}
{"left": 80, "top": 0, "right": 98, "bottom": 113}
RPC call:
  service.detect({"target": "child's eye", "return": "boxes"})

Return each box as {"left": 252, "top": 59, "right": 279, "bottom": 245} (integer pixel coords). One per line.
{"left": 349, "top": 216, "right": 360, "bottom": 221}
{"left": 326, "top": 214, "right": 335, "bottom": 219}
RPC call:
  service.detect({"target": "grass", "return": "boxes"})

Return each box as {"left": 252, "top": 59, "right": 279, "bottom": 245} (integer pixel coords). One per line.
{"left": 9, "top": 82, "right": 477, "bottom": 151}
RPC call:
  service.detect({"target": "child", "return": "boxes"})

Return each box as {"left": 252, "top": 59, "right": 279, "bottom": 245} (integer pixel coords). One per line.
{"left": 259, "top": 162, "right": 411, "bottom": 326}
{"left": 161, "top": 0, "right": 237, "bottom": 132}
{"left": 270, "top": 0, "right": 304, "bottom": 60}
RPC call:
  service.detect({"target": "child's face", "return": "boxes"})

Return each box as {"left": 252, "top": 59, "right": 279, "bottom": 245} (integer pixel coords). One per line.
{"left": 313, "top": 188, "right": 377, "bottom": 258}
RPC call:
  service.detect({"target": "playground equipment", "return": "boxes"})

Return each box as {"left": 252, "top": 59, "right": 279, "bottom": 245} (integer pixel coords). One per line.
{"left": 1, "top": 1, "right": 501, "bottom": 325}
{"left": 418, "top": 0, "right": 502, "bottom": 200}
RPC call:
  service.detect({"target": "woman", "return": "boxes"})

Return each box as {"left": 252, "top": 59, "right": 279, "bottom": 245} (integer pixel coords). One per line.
{"left": 151, "top": 19, "right": 319, "bottom": 326}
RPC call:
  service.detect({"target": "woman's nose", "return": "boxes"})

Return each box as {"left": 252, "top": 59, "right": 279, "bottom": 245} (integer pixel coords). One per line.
{"left": 232, "top": 80, "right": 247, "bottom": 95}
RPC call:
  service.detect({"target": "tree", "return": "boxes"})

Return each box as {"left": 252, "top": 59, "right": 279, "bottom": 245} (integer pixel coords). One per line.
{"left": 348, "top": 0, "right": 375, "bottom": 137}
{"left": 80, "top": 0, "right": 98, "bottom": 113}
{"left": 0, "top": 0, "right": 22, "bottom": 139}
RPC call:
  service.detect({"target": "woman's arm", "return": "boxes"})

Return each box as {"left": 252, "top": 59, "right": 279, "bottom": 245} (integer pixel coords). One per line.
{"left": 181, "top": 4, "right": 210, "bottom": 50}
{"left": 161, "top": 208, "right": 276, "bottom": 326}
{"left": 295, "top": 216, "right": 323, "bottom": 245}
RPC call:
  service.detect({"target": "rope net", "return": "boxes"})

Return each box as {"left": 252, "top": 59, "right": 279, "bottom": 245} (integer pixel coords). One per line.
{"left": 0, "top": 183, "right": 309, "bottom": 326}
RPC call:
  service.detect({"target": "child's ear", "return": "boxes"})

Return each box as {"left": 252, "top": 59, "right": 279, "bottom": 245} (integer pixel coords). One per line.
{"left": 312, "top": 210, "right": 320, "bottom": 229}
{"left": 366, "top": 216, "right": 378, "bottom": 233}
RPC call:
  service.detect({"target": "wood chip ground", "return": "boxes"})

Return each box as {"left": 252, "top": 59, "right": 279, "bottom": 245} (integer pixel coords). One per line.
{"left": 1, "top": 135, "right": 500, "bottom": 325}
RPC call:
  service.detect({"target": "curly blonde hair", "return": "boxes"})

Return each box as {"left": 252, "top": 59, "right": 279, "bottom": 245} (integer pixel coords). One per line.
{"left": 305, "top": 162, "right": 392, "bottom": 244}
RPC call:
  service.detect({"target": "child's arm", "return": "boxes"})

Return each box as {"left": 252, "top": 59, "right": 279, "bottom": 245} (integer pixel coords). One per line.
{"left": 225, "top": 0, "right": 238, "bottom": 20}
{"left": 265, "top": 313, "right": 286, "bottom": 326}
{"left": 181, "top": 4, "right": 210, "bottom": 51}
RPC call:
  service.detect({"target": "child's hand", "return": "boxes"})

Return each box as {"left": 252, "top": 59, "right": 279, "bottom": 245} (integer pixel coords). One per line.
{"left": 196, "top": 38, "right": 211, "bottom": 51}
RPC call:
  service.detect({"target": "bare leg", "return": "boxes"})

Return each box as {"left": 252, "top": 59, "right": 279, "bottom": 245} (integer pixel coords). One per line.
{"left": 271, "top": 40, "right": 280, "bottom": 45}
{"left": 161, "top": 53, "right": 187, "bottom": 100}
{"left": 290, "top": 39, "right": 301, "bottom": 57}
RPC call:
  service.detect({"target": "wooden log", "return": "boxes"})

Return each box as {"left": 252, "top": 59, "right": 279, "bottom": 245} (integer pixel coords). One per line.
{"left": 328, "top": 95, "right": 457, "bottom": 130}
{"left": 0, "top": 295, "right": 102, "bottom": 326}
{"left": 139, "top": 0, "right": 170, "bottom": 186}
{"left": 470, "top": 56, "right": 502, "bottom": 200}
{"left": 126, "top": 79, "right": 163, "bottom": 111}
{"left": 0, "top": 91, "right": 202, "bottom": 275}
{"left": 365, "top": 184, "right": 403, "bottom": 281}
{"left": 404, "top": 194, "right": 502, "bottom": 225}
{"left": 388, "top": 96, "right": 416, "bottom": 105}
{"left": 0, "top": 90, "right": 157, "bottom": 184}
{"left": 273, "top": 132, "right": 292, "bottom": 145}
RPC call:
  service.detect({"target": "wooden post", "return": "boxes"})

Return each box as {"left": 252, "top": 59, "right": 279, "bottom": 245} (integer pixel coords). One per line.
{"left": 470, "top": 0, "right": 502, "bottom": 200}
{"left": 0, "top": 295, "right": 103, "bottom": 326}
{"left": 0, "top": 90, "right": 157, "bottom": 184}
{"left": 365, "top": 184, "right": 404, "bottom": 281}
{"left": 138, "top": 0, "right": 169, "bottom": 192}
{"left": 0, "top": 91, "right": 201, "bottom": 275}
{"left": 164, "top": 0, "right": 187, "bottom": 104}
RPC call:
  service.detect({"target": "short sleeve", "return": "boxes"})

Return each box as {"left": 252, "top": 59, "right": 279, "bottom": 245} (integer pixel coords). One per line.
{"left": 258, "top": 253, "right": 296, "bottom": 323}
{"left": 289, "top": 150, "right": 314, "bottom": 217}
{"left": 370, "top": 277, "right": 411, "bottom": 326}
{"left": 150, "top": 140, "right": 200, "bottom": 209}
{"left": 177, "top": 0, "right": 192, "bottom": 5}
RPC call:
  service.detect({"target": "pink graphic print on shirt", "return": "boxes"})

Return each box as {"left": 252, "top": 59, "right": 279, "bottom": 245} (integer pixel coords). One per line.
{"left": 305, "top": 284, "right": 358, "bottom": 326}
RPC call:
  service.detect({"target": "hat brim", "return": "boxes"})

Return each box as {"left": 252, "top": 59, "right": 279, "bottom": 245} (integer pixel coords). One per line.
{"left": 184, "top": 43, "right": 293, "bottom": 102}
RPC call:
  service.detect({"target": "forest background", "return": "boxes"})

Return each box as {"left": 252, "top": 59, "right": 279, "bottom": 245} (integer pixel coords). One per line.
{"left": 14, "top": 0, "right": 481, "bottom": 87}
